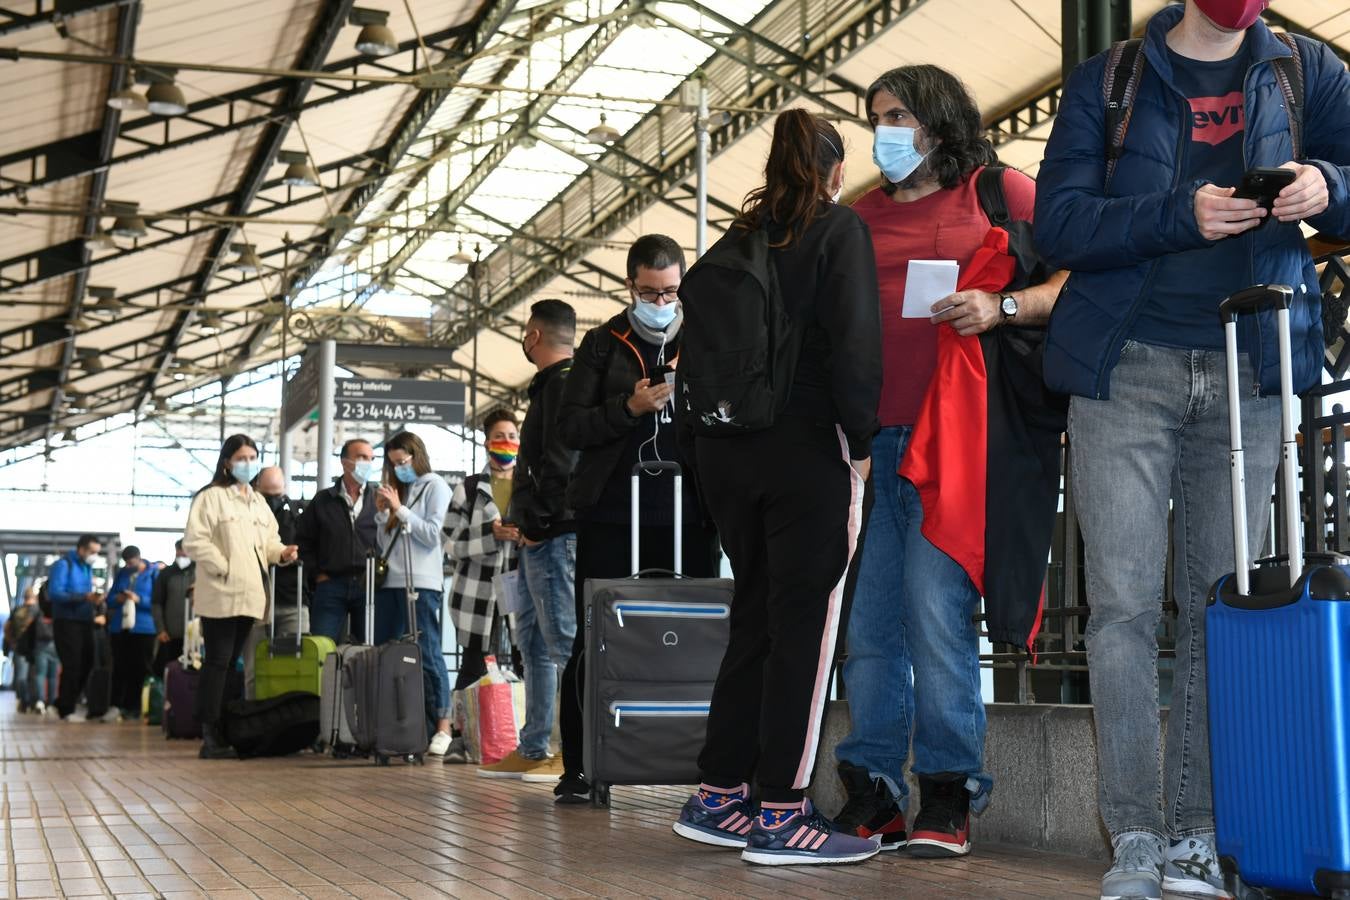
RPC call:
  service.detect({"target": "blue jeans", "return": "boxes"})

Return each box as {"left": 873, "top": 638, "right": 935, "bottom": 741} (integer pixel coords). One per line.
{"left": 514, "top": 533, "right": 577, "bottom": 759}
{"left": 311, "top": 575, "right": 366, "bottom": 644}
{"left": 13, "top": 655, "right": 31, "bottom": 706}
{"left": 374, "top": 587, "right": 451, "bottom": 730}
{"left": 1070, "top": 341, "right": 1279, "bottom": 839}
{"left": 32, "top": 642, "right": 58, "bottom": 704}
{"left": 836, "top": 426, "right": 991, "bottom": 808}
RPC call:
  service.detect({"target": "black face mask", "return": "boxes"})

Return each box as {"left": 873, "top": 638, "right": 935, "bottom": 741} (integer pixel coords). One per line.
{"left": 265, "top": 494, "right": 287, "bottom": 514}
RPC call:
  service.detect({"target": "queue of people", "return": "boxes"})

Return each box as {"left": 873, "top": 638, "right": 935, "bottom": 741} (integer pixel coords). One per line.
{"left": 5, "top": 3, "right": 1348, "bottom": 896}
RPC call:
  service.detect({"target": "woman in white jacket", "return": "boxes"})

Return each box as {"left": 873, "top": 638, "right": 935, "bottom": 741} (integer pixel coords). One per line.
{"left": 183, "top": 434, "right": 297, "bottom": 759}
{"left": 373, "top": 430, "right": 452, "bottom": 756}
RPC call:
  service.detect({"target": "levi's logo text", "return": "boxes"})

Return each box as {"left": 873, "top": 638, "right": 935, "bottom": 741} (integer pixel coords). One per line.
{"left": 1189, "top": 92, "right": 1244, "bottom": 146}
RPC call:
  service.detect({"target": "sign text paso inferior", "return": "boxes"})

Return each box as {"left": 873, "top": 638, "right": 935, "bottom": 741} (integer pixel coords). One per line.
{"left": 334, "top": 377, "right": 465, "bottom": 425}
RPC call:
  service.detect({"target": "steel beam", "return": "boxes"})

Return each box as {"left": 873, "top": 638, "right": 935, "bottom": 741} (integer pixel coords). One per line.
{"left": 0, "top": 0, "right": 124, "bottom": 39}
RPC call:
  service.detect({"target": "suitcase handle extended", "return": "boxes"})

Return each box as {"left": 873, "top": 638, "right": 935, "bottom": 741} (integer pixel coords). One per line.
{"left": 630, "top": 461, "right": 682, "bottom": 576}
{"left": 1221, "top": 283, "right": 1300, "bottom": 596}
{"left": 267, "top": 561, "right": 304, "bottom": 658}
{"left": 401, "top": 527, "right": 419, "bottom": 642}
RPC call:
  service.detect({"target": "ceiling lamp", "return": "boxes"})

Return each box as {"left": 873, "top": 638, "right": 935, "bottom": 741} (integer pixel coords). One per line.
{"left": 141, "top": 67, "right": 187, "bottom": 116}
{"left": 587, "top": 113, "right": 621, "bottom": 145}
{"left": 86, "top": 285, "right": 119, "bottom": 313}
{"left": 229, "top": 242, "right": 262, "bottom": 274}
{"left": 350, "top": 7, "right": 397, "bottom": 57}
{"left": 448, "top": 239, "right": 473, "bottom": 265}
{"left": 60, "top": 428, "right": 78, "bottom": 443}
{"left": 199, "top": 312, "right": 223, "bottom": 335}
{"left": 65, "top": 392, "right": 85, "bottom": 410}
{"left": 83, "top": 230, "right": 116, "bottom": 251}
{"left": 107, "top": 84, "right": 147, "bottom": 112}
{"left": 277, "top": 149, "right": 318, "bottom": 188}
{"left": 105, "top": 200, "right": 146, "bottom": 238}
{"left": 76, "top": 347, "right": 103, "bottom": 373}
{"left": 153, "top": 398, "right": 169, "bottom": 412}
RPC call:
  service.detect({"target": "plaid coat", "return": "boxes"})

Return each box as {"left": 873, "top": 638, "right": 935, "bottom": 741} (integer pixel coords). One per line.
{"left": 444, "top": 468, "right": 517, "bottom": 646}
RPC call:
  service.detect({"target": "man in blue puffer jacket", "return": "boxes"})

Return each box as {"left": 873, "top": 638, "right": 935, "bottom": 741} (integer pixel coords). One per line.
{"left": 1035, "top": 2, "right": 1350, "bottom": 897}
{"left": 48, "top": 534, "right": 105, "bottom": 721}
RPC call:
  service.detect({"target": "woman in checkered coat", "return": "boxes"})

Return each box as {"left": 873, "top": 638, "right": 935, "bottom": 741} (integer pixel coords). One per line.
{"left": 445, "top": 409, "right": 521, "bottom": 696}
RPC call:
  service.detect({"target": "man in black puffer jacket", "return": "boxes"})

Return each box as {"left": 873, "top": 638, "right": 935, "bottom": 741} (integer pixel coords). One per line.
{"left": 550, "top": 234, "right": 721, "bottom": 804}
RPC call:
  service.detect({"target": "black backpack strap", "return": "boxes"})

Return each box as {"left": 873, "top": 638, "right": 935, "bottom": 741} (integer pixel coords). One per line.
{"left": 1103, "top": 38, "right": 1146, "bottom": 188}
{"left": 976, "top": 165, "right": 1010, "bottom": 227}
{"left": 1271, "top": 32, "right": 1305, "bottom": 161}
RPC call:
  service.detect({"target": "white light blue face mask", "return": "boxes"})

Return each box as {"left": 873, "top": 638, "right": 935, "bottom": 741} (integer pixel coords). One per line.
{"left": 873, "top": 125, "right": 930, "bottom": 184}
{"left": 394, "top": 462, "right": 418, "bottom": 484}
{"left": 231, "top": 459, "right": 262, "bottom": 484}
{"left": 632, "top": 299, "right": 678, "bottom": 331}
{"left": 351, "top": 460, "right": 376, "bottom": 483}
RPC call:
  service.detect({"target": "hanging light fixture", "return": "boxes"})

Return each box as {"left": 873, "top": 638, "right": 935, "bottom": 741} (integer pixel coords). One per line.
{"left": 140, "top": 66, "right": 187, "bottom": 116}
{"left": 199, "top": 312, "right": 223, "bottom": 335}
{"left": 83, "top": 230, "right": 116, "bottom": 251}
{"left": 105, "top": 200, "right": 146, "bottom": 238}
{"left": 448, "top": 238, "right": 473, "bottom": 265}
{"left": 277, "top": 149, "right": 318, "bottom": 188}
{"left": 76, "top": 347, "right": 103, "bottom": 373}
{"left": 107, "top": 78, "right": 147, "bottom": 111}
{"left": 587, "top": 113, "right": 621, "bottom": 145}
{"left": 60, "top": 428, "right": 77, "bottom": 443}
{"left": 350, "top": 7, "right": 397, "bottom": 56}
{"left": 86, "top": 285, "right": 119, "bottom": 314}
{"left": 229, "top": 242, "right": 262, "bottom": 273}
{"left": 65, "top": 392, "right": 85, "bottom": 411}
{"left": 153, "top": 397, "right": 169, "bottom": 412}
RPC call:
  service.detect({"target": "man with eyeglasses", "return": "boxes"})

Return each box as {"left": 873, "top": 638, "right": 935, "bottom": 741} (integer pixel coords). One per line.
{"left": 542, "top": 234, "right": 721, "bottom": 804}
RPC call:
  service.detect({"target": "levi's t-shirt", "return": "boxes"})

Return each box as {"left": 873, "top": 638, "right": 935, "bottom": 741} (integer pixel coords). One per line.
{"left": 1132, "top": 39, "right": 1252, "bottom": 351}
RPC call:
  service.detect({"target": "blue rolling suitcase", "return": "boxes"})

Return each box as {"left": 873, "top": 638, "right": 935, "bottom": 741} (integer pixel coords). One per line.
{"left": 1207, "top": 285, "right": 1350, "bottom": 899}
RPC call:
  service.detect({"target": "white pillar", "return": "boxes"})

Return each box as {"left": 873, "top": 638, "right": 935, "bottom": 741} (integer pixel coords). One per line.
{"left": 316, "top": 338, "right": 336, "bottom": 490}
{"left": 695, "top": 80, "right": 708, "bottom": 258}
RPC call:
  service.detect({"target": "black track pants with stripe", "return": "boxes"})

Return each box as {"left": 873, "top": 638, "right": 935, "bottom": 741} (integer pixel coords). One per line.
{"left": 694, "top": 415, "right": 867, "bottom": 803}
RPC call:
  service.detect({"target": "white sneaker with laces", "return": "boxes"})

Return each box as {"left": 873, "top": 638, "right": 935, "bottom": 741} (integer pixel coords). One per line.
{"left": 64, "top": 712, "right": 87, "bottom": 723}
{"left": 427, "top": 730, "right": 452, "bottom": 757}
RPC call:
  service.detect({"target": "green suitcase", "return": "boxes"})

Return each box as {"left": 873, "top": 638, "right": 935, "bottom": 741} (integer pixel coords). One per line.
{"left": 141, "top": 675, "right": 163, "bottom": 726}
{"left": 255, "top": 563, "right": 334, "bottom": 699}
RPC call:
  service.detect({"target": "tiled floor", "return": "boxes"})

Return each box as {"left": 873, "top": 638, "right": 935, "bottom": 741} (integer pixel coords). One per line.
{"left": 0, "top": 704, "right": 1106, "bottom": 899}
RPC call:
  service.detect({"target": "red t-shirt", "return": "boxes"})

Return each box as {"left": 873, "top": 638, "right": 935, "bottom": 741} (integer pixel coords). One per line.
{"left": 852, "top": 166, "right": 1037, "bottom": 426}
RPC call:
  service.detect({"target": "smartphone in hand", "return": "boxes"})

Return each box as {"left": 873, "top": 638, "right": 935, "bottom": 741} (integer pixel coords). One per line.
{"left": 649, "top": 364, "right": 675, "bottom": 388}
{"left": 1234, "top": 167, "right": 1296, "bottom": 215}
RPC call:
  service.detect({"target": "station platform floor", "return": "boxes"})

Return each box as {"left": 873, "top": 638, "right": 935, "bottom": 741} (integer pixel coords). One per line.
{"left": 0, "top": 704, "right": 1107, "bottom": 899}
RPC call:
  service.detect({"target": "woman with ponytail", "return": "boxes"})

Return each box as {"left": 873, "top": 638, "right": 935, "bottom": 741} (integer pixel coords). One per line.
{"left": 672, "top": 109, "right": 883, "bottom": 866}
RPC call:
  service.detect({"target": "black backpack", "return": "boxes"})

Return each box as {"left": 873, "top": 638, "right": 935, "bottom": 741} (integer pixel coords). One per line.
{"left": 676, "top": 225, "right": 801, "bottom": 436}
{"left": 37, "top": 578, "right": 52, "bottom": 618}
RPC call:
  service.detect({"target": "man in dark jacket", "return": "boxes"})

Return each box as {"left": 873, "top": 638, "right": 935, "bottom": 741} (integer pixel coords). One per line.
{"left": 48, "top": 533, "right": 104, "bottom": 721}
{"left": 296, "top": 439, "right": 380, "bottom": 643}
{"left": 549, "top": 234, "right": 721, "bottom": 803}
{"left": 478, "top": 299, "right": 578, "bottom": 779}
{"left": 244, "top": 467, "right": 308, "bottom": 696}
{"left": 151, "top": 539, "right": 193, "bottom": 677}
{"left": 1035, "top": 2, "right": 1350, "bottom": 895}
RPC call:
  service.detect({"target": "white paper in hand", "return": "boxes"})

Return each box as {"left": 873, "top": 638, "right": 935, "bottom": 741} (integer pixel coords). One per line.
{"left": 903, "top": 259, "right": 959, "bottom": 319}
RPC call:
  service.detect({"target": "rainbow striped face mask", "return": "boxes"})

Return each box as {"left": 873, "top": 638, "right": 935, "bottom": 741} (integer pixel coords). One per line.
{"left": 487, "top": 439, "right": 519, "bottom": 468}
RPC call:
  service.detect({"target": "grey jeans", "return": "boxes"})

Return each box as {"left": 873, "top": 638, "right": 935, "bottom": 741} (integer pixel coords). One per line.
{"left": 1069, "top": 339, "right": 1279, "bottom": 840}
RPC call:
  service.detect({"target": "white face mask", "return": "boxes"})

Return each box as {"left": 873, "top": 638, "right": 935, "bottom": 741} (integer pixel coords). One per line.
{"left": 175, "top": 556, "right": 191, "bottom": 569}
{"left": 831, "top": 187, "right": 843, "bottom": 204}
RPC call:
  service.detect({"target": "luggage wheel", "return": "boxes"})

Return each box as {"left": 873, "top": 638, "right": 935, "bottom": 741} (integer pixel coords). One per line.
{"left": 408, "top": 754, "right": 423, "bottom": 765}
{"left": 375, "top": 754, "right": 390, "bottom": 766}
{"left": 592, "top": 784, "right": 611, "bottom": 808}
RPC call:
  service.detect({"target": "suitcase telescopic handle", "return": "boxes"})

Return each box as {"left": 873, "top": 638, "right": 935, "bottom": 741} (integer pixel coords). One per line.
{"left": 1220, "top": 283, "right": 1299, "bottom": 596}
{"left": 267, "top": 562, "right": 304, "bottom": 658}
{"left": 630, "top": 461, "right": 682, "bottom": 577}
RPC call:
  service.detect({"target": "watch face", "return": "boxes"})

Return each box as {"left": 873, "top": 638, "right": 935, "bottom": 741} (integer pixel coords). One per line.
{"left": 1001, "top": 295, "right": 1018, "bottom": 316}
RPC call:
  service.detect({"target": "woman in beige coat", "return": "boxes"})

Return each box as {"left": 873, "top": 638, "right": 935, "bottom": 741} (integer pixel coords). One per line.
{"left": 183, "top": 433, "right": 297, "bottom": 759}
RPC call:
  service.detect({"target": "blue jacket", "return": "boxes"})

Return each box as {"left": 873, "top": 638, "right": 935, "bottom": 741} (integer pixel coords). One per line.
{"left": 106, "top": 564, "right": 158, "bottom": 635}
{"left": 47, "top": 550, "right": 95, "bottom": 622}
{"left": 1035, "top": 6, "right": 1350, "bottom": 399}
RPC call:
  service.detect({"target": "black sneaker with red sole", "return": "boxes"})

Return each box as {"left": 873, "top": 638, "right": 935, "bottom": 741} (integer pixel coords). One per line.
{"left": 833, "top": 760, "right": 909, "bottom": 851}
{"left": 908, "top": 773, "right": 972, "bottom": 858}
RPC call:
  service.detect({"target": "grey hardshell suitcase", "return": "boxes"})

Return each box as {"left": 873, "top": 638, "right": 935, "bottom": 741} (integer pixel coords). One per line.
{"left": 319, "top": 558, "right": 376, "bottom": 757}
{"left": 348, "top": 530, "right": 427, "bottom": 765}
{"left": 583, "top": 461, "right": 734, "bottom": 806}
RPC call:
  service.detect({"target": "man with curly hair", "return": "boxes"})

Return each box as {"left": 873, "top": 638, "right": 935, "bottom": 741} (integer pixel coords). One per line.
{"left": 831, "top": 64, "right": 1064, "bottom": 859}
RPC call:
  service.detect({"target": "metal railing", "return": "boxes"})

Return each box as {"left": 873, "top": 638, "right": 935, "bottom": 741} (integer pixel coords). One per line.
{"left": 980, "top": 247, "right": 1350, "bottom": 704}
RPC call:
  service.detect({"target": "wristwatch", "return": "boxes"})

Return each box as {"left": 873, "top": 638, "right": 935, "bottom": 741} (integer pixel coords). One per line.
{"left": 1000, "top": 293, "right": 1019, "bottom": 322}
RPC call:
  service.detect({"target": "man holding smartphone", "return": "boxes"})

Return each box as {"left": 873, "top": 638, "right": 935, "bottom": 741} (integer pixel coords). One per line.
{"left": 296, "top": 439, "right": 380, "bottom": 643}
{"left": 1036, "top": 1, "right": 1350, "bottom": 897}
{"left": 547, "top": 234, "right": 721, "bottom": 804}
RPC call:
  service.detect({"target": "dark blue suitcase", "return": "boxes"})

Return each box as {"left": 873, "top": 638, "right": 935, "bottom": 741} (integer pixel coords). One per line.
{"left": 1207, "top": 285, "right": 1350, "bottom": 898}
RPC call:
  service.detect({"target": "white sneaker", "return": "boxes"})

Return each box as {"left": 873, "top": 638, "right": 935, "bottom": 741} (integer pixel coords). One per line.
{"left": 427, "top": 730, "right": 452, "bottom": 757}
{"left": 64, "top": 712, "right": 87, "bottom": 723}
{"left": 33, "top": 700, "right": 45, "bottom": 715}
{"left": 1162, "top": 834, "right": 1233, "bottom": 899}
{"left": 101, "top": 709, "right": 123, "bottom": 723}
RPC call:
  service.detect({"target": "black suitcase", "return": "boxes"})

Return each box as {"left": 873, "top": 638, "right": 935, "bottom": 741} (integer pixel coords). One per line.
{"left": 84, "top": 666, "right": 112, "bottom": 720}
{"left": 584, "top": 462, "right": 734, "bottom": 806}
{"left": 222, "top": 691, "right": 320, "bottom": 759}
{"left": 349, "top": 531, "right": 427, "bottom": 765}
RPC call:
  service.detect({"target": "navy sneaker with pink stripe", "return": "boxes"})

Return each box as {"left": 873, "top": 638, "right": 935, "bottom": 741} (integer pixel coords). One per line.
{"left": 672, "top": 785, "right": 758, "bottom": 848}
{"left": 741, "top": 800, "right": 881, "bottom": 866}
